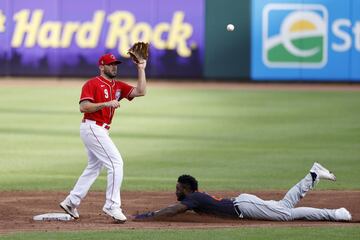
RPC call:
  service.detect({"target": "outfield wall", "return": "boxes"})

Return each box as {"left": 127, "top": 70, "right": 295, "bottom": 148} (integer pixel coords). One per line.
{"left": 0, "top": 0, "right": 359, "bottom": 81}
{"left": 0, "top": 0, "right": 205, "bottom": 78}
{"left": 204, "top": 0, "right": 250, "bottom": 80}
{"left": 252, "top": 0, "right": 360, "bottom": 82}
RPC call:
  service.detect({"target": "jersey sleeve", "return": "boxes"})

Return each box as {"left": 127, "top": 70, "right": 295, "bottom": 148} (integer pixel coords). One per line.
{"left": 117, "top": 81, "right": 135, "bottom": 101}
{"left": 180, "top": 194, "right": 200, "bottom": 209}
{"left": 79, "top": 80, "right": 95, "bottom": 103}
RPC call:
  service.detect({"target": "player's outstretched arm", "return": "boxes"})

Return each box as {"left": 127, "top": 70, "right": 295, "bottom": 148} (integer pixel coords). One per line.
{"left": 129, "top": 61, "right": 147, "bottom": 98}
{"left": 133, "top": 203, "right": 188, "bottom": 221}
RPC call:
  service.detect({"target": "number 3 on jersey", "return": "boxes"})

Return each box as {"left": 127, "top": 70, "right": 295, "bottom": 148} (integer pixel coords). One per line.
{"left": 104, "top": 89, "right": 109, "bottom": 99}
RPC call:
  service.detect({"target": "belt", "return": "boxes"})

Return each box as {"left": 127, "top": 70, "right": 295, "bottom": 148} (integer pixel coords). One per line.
{"left": 82, "top": 119, "right": 110, "bottom": 130}
{"left": 234, "top": 204, "right": 244, "bottom": 219}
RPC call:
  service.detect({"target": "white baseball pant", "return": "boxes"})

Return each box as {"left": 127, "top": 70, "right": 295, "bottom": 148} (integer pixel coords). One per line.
{"left": 66, "top": 120, "right": 124, "bottom": 210}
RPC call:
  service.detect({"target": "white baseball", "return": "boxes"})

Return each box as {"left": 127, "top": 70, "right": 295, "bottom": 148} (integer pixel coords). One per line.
{"left": 227, "top": 24, "right": 235, "bottom": 32}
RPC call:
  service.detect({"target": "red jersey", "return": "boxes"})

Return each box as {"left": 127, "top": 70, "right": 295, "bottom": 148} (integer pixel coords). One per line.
{"left": 79, "top": 76, "right": 134, "bottom": 125}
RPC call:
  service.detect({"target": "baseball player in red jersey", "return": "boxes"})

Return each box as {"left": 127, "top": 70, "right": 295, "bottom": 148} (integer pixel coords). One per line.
{"left": 60, "top": 53, "right": 147, "bottom": 223}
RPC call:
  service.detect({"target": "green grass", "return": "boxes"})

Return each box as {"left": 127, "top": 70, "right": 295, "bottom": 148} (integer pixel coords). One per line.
{"left": 1, "top": 227, "right": 359, "bottom": 240}
{"left": 0, "top": 84, "right": 359, "bottom": 191}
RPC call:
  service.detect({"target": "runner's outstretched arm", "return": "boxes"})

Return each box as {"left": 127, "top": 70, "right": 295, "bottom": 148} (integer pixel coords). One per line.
{"left": 133, "top": 203, "right": 188, "bottom": 221}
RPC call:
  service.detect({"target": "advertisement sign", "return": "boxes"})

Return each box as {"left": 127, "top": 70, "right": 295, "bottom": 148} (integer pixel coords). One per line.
{"left": 252, "top": 0, "right": 360, "bottom": 81}
{"left": 0, "top": 0, "right": 204, "bottom": 77}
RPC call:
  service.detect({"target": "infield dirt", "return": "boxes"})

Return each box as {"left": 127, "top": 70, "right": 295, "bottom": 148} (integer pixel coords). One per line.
{"left": 0, "top": 190, "right": 359, "bottom": 234}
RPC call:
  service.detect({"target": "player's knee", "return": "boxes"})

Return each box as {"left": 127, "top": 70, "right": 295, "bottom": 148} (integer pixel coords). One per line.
{"left": 114, "top": 163, "right": 123, "bottom": 172}
{"left": 111, "top": 159, "right": 123, "bottom": 171}
{"left": 103, "top": 158, "right": 123, "bottom": 172}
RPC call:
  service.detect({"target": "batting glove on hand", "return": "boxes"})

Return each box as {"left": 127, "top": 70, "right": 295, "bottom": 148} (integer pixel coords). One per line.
{"left": 134, "top": 211, "right": 155, "bottom": 221}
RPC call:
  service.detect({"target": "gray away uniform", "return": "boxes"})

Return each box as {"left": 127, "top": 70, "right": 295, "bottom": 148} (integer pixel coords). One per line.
{"left": 234, "top": 173, "right": 338, "bottom": 221}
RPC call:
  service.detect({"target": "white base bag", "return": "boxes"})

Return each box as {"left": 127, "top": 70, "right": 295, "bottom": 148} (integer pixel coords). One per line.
{"left": 33, "top": 213, "right": 74, "bottom": 221}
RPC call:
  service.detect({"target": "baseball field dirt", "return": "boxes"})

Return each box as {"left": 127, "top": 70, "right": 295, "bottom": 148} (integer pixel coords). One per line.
{"left": 0, "top": 190, "right": 359, "bottom": 234}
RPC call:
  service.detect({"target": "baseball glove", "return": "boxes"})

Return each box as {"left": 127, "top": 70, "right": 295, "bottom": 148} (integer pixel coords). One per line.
{"left": 127, "top": 42, "right": 149, "bottom": 64}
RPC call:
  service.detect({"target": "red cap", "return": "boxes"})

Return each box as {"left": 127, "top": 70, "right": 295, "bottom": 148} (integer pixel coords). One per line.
{"left": 98, "top": 53, "right": 122, "bottom": 66}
